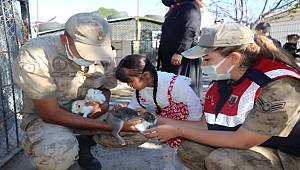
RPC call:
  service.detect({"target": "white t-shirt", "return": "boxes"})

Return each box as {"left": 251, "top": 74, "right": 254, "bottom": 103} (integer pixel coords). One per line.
{"left": 128, "top": 71, "right": 202, "bottom": 121}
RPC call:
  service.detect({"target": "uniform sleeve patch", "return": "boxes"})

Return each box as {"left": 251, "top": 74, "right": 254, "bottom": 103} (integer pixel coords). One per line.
{"left": 257, "top": 97, "right": 286, "bottom": 112}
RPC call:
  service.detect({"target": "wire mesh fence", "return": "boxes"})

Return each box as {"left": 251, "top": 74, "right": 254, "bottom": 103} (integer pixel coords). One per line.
{"left": 266, "top": 8, "right": 300, "bottom": 47}
{"left": 0, "top": 0, "right": 23, "bottom": 167}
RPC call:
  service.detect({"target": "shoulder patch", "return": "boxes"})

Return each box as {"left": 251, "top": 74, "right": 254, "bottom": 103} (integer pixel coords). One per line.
{"left": 52, "top": 56, "right": 68, "bottom": 71}
{"left": 256, "top": 97, "right": 286, "bottom": 112}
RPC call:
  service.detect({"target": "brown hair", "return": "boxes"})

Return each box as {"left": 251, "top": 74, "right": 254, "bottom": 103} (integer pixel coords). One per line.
{"left": 215, "top": 35, "right": 300, "bottom": 71}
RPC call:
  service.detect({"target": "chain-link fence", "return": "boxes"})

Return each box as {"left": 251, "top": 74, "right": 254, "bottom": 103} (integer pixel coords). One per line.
{"left": 131, "top": 40, "right": 160, "bottom": 67}
{"left": 266, "top": 8, "right": 300, "bottom": 47}
{"left": 0, "top": 0, "right": 23, "bottom": 167}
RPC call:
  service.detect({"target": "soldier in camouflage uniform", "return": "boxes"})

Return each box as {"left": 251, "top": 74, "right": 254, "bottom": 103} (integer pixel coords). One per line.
{"left": 145, "top": 23, "right": 300, "bottom": 170}
{"left": 13, "top": 13, "right": 135, "bottom": 170}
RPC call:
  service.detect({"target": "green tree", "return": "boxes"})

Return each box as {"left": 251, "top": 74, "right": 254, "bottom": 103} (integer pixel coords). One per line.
{"left": 95, "top": 7, "right": 118, "bottom": 18}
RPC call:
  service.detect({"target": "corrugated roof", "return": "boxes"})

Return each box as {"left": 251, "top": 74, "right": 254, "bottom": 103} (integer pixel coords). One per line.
{"left": 107, "top": 16, "right": 163, "bottom": 24}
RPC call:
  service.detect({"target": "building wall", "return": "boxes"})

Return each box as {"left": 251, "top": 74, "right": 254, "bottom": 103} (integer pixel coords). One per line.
{"left": 266, "top": 9, "right": 300, "bottom": 47}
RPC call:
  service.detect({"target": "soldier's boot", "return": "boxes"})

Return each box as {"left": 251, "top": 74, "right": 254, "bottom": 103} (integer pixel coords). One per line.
{"left": 77, "top": 135, "right": 102, "bottom": 170}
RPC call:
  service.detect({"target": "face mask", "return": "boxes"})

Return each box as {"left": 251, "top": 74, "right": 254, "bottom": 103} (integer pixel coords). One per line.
{"left": 162, "top": 0, "right": 176, "bottom": 7}
{"left": 65, "top": 43, "right": 94, "bottom": 67}
{"left": 112, "top": 49, "right": 117, "bottom": 58}
{"left": 85, "top": 61, "right": 105, "bottom": 77}
{"left": 201, "top": 57, "right": 235, "bottom": 81}
{"left": 67, "top": 54, "right": 94, "bottom": 67}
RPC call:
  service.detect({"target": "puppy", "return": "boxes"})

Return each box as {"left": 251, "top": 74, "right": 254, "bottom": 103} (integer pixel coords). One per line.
{"left": 101, "top": 107, "right": 157, "bottom": 146}
{"left": 71, "top": 89, "right": 105, "bottom": 117}
{"left": 71, "top": 100, "right": 93, "bottom": 117}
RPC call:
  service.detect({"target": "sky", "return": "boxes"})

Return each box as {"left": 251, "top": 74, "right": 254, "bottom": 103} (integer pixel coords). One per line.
{"left": 29, "top": 0, "right": 168, "bottom": 23}
{"left": 28, "top": 0, "right": 214, "bottom": 27}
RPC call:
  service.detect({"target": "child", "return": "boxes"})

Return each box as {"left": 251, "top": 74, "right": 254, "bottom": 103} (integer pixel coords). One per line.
{"left": 115, "top": 54, "right": 202, "bottom": 148}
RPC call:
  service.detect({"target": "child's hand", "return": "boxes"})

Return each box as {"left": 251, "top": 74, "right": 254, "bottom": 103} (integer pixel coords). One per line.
{"left": 112, "top": 103, "right": 129, "bottom": 110}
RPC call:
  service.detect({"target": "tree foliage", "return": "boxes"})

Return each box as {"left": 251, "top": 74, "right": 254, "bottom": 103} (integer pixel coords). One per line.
{"left": 95, "top": 7, "right": 118, "bottom": 18}
{"left": 207, "top": 0, "right": 299, "bottom": 26}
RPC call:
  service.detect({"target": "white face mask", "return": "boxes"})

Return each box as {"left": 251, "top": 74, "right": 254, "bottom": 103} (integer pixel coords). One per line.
{"left": 64, "top": 39, "right": 94, "bottom": 67}
{"left": 112, "top": 49, "right": 117, "bottom": 58}
{"left": 201, "top": 57, "right": 235, "bottom": 81}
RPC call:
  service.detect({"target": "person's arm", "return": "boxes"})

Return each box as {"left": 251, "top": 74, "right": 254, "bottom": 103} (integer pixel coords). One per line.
{"left": 157, "top": 115, "right": 207, "bottom": 129}
{"left": 175, "top": 3, "right": 201, "bottom": 54}
{"left": 145, "top": 124, "right": 269, "bottom": 149}
{"left": 33, "top": 98, "right": 136, "bottom": 131}
{"left": 33, "top": 98, "right": 111, "bottom": 129}
{"left": 171, "top": 3, "right": 201, "bottom": 66}
{"left": 145, "top": 77, "right": 300, "bottom": 149}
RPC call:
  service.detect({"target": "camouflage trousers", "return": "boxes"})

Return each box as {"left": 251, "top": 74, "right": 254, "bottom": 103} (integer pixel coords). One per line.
{"left": 177, "top": 140, "right": 300, "bottom": 170}
{"left": 21, "top": 114, "right": 79, "bottom": 170}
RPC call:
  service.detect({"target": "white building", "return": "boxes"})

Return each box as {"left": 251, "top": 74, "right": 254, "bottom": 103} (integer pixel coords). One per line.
{"left": 265, "top": 7, "right": 300, "bottom": 47}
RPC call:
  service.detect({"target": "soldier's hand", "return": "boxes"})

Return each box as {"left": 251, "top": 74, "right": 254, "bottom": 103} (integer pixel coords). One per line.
{"left": 86, "top": 101, "right": 109, "bottom": 119}
{"left": 122, "top": 122, "right": 139, "bottom": 132}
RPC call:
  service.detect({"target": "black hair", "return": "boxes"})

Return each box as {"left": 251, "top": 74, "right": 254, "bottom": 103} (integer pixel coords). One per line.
{"left": 115, "top": 54, "right": 160, "bottom": 111}
{"left": 287, "top": 34, "right": 300, "bottom": 41}
{"left": 255, "top": 22, "right": 271, "bottom": 33}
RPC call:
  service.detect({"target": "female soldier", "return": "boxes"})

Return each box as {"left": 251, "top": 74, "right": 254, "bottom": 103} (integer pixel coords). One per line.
{"left": 145, "top": 23, "right": 300, "bottom": 169}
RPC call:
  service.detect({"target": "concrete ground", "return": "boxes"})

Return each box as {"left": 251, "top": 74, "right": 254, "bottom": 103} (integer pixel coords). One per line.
{"left": 2, "top": 141, "right": 187, "bottom": 170}
{"left": 1, "top": 83, "right": 189, "bottom": 170}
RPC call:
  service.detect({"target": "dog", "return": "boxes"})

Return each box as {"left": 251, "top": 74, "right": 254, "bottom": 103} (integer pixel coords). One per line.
{"left": 100, "top": 107, "right": 157, "bottom": 146}
{"left": 71, "top": 89, "right": 105, "bottom": 117}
